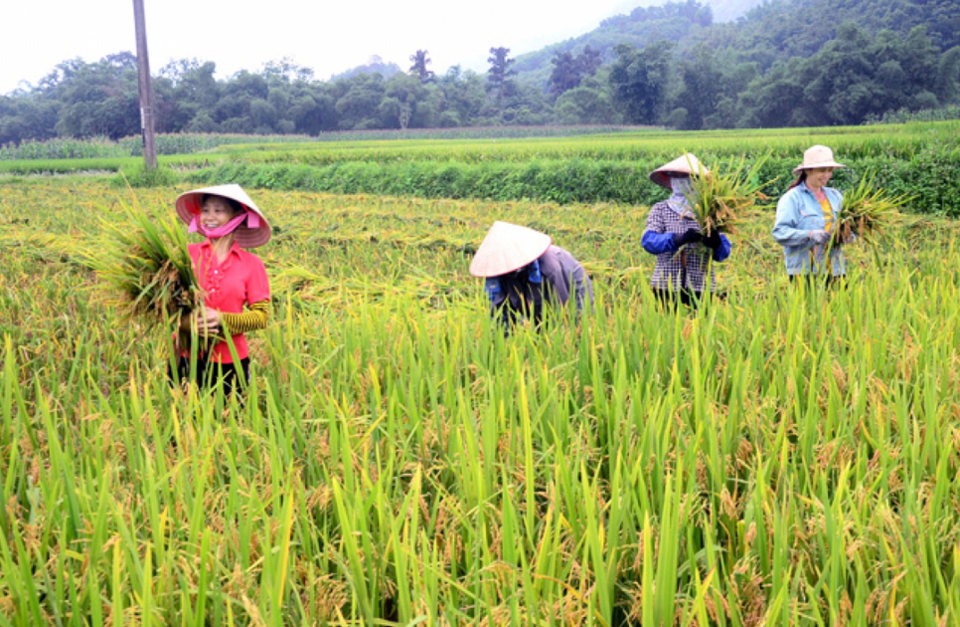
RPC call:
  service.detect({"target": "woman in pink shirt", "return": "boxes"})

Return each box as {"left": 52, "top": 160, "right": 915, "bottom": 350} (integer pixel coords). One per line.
{"left": 173, "top": 184, "right": 271, "bottom": 394}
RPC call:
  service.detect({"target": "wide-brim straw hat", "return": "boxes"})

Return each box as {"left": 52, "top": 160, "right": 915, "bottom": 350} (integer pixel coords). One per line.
{"left": 649, "top": 153, "right": 710, "bottom": 190}
{"left": 792, "top": 145, "right": 846, "bottom": 175}
{"left": 175, "top": 184, "right": 272, "bottom": 248}
{"left": 469, "top": 221, "right": 552, "bottom": 278}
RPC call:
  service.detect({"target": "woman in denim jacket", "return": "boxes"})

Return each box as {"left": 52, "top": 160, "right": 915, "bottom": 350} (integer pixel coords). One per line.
{"left": 772, "top": 145, "right": 849, "bottom": 282}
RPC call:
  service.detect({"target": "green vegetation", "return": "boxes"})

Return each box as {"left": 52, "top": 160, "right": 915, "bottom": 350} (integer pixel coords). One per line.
{"left": 83, "top": 202, "right": 201, "bottom": 327}
{"left": 3, "top": 178, "right": 960, "bottom": 624}
{"left": 140, "top": 121, "right": 960, "bottom": 217}
{"left": 0, "top": 154, "right": 221, "bottom": 176}
{"left": 4, "top": 122, "right": 960, "bottom": 215}
{"left": 2, "top": 0, "right": 958, "bottom": 143}
{"left": 1, "top": 128, "right": 640, "bottom": 161}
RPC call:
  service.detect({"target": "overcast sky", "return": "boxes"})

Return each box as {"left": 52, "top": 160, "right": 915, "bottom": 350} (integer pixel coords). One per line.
{"left": 0, "top": 0, "right": 648, "bottom": 94}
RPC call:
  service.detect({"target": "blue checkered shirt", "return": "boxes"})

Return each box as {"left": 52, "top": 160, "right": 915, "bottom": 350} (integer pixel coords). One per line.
{"left": 641, "top": 201, "right": 730, "bottom": 292}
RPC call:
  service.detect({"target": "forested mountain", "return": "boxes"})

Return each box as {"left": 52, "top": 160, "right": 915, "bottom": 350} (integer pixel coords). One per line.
{"left": 702, "top": 0, "right": 765, "bottom": 22}
{"left": 514, "top": 0, "right": 959, "bottom": 88}
{"left": 513, "top": 0, "right": 747, "bottom": 88}
{"left": 1, "top": 0, "right": 958, "bottom": 144}
{"left": 663, "top": 0, "right": 960, "bottom": 128}
{"left": 694, "top": 0, "right": 960, "bottom": 68}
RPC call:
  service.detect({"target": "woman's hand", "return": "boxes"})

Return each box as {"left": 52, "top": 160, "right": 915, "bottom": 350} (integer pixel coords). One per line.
{"left": 181, "top": 308, "right": 221, "bottom": 335}
{"left": 703, "top": 230, "right": 723, "bottom": 250}
{"left": 196, "top": 309, "right": 222, "bottom": 335}
{"left": 673, "top": 228, "right": 702, "bottom": 248}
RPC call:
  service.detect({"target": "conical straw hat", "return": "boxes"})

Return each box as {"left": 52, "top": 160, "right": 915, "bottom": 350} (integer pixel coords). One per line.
{"left": 469, "top": 221, "right": 552, "bottom": 278}
{"left": 175, "top": 184, "right": 272, "bottom": 248}
{"left": 649, "top": 153, "right": 710, "bottom": 190}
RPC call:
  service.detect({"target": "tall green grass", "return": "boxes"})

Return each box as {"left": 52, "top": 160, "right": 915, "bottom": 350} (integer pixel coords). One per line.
{"left": 2, "top": 181, "right": 960, "bottom": 624}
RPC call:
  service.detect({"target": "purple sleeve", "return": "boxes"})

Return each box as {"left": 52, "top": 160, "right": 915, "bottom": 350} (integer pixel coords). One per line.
{"left": 538, "top": 248, "right": 570, "bottom": 304}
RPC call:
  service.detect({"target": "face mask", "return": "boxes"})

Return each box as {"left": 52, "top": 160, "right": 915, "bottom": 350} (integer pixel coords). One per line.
{"left": 667, "top": 175, "right": 697, "bottom": 216}
{"left": 188, "top": 210, "right": 261, "bottom": 238}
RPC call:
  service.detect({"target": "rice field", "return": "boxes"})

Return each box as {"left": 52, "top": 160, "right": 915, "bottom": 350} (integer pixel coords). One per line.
{"left": 2, "top": 166, "right": 960, "bottom": 626}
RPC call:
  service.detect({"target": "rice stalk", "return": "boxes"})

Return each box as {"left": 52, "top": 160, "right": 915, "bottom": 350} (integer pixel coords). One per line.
{"left": 84, "top": 200, "right": 202, "bottom": 332}
{"left": 685, "top": 153, "right": 773, "bottom": 236}
{"left": 833, "top": 173, "right": 908, "bottom": 245}
{"left": 7, "top": 171, "right": 960, "bottom": 624}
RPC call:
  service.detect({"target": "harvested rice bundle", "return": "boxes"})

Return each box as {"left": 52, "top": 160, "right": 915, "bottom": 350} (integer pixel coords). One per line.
{"left": 86, "top": 202, "right": 202, "bottom": 329}
{"left": 686, "top": 154, "right": 771, "bottom": 237}
{"left": 832, "top": 174, "right": 907, "bottom": 245}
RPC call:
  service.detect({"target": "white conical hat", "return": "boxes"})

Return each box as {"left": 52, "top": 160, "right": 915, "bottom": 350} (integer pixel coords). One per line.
{"left": 175, "top": 184, "right": 272, "bottom": 248}
{"left": 469, "top": 221, "right": 552, "bottom": 278}
{"left": 649, "top": 153, "right": 710, "bottom": 190}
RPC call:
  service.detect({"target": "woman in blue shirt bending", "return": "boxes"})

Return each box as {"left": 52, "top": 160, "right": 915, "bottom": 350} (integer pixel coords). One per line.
{"left": 470, "top": 221, "right": 592, "bottom": 335}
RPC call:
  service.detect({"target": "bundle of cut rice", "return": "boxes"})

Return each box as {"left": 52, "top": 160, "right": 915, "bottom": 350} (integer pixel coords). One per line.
{"left": 832, "top": 174, "right": 907, "bottom": 245}
{"left": 686, "top": 154, "right": 772, "bottom": 237}
{"left": 86, "top": 202, "right": 201, "bottom": 331}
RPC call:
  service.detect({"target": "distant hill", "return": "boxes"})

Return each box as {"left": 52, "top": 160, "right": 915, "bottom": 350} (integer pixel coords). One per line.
{"left": 513, "top": 0, "right": 960, "bottom": 90}
{"left": 610, "top": 0, "right": 765, "bottom": 23}
{"left": 330, "top": 56, "right": 402, "bottom": 82}
{"left": 513, "top": 0, "right": 765, "bottom": 88}
{"left": 704, "top": 0, "right": 767, "bottom": 22}
{"left": 694, "top": 0, "right": 960, "bottom": 64}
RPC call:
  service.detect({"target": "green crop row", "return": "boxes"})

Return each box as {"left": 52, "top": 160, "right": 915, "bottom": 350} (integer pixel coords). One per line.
{"left": 3, "top": 181, "right": 960, "bottom": 624}
{"left": 0, "top": 154, "right": 224, "bottom": 176}
{"left": 6, "top": 121, "right": 958, "bottom": 166}
{"left": 0, "top": 127, "right": 648, "bottom": 161}
{"left": 221, "top": 125, "right": 945, "bottom": 165}
{"left": 0, "top": 134, "right": 314, "bottom": 160}
{"left": 4, "top": 121, "right": 960, "bottom": 215}
{"left": 187, "top": 149, "right": 960, "bottom": 215}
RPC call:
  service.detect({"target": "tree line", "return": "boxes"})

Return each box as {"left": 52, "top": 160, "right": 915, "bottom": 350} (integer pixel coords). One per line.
{"left": 1, "top": 0, "right": 959, "bottom": 145}
{"left": 615, "top": 23, "right": 960, "bottom": 129}
{"left": 0, "top": 49, "right": 558, "bottom": 145}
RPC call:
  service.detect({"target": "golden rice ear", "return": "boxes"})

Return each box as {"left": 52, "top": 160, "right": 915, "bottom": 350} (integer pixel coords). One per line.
{"left": 85, "top": 201, "right": 202, "bottom": 329}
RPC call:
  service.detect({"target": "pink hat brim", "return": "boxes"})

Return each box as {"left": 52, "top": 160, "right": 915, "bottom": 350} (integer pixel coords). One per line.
{"left": 175, "top": 184, "right": 272, "bottom": 248}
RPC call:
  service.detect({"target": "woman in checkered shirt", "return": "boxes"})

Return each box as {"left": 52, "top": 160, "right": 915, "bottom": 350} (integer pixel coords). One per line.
{"left": 641, "top": 154, "right": 731, "bottom": 308}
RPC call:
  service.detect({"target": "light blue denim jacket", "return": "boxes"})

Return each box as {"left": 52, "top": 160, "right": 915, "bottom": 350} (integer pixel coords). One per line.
{"left": 772, "top": 182, "right": 845, "bottom": 276}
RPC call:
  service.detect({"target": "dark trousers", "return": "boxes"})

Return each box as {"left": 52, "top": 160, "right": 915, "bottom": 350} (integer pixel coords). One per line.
{"left": 654, "top": 287, "right": 698, "bottom": 309}
{"left": 789, "top": 274, "right": 846, "bottom": 288}
{"left": 171, "top": 355, "right": 250, "bottom": 396}
{"left": 653, "top": 287, "right": 727, "bottom": 310}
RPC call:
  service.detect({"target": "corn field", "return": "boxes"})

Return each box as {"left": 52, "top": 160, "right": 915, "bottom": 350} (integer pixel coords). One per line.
{"left": 2, "top": 176, "right": 960, "bottom": 626}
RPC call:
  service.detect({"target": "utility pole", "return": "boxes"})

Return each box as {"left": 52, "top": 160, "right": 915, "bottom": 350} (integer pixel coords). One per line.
{"left": 133, "top": 0, "right": 157, "bottom": 170}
